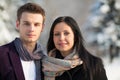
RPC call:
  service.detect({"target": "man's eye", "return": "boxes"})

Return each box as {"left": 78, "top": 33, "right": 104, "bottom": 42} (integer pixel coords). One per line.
{"left": 35, "top": 23, "right": 41, "bottom": 27}
{"left": 24, "top": 23, "right": 30, "bottom": 26}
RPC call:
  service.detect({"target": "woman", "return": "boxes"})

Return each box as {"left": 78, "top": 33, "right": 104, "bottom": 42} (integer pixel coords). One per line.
{"left": 45, "top": 16, "right": 108, "bottom": 80}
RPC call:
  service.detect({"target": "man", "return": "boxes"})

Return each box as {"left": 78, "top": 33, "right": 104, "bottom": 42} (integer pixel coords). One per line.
{"left": 0, "top": 3, "right": 45, "bottom": 80}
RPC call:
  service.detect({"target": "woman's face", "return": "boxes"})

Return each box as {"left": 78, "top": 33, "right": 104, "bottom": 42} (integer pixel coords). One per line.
{"left": 53, "top": 22, "right": 74, "bottom": 57}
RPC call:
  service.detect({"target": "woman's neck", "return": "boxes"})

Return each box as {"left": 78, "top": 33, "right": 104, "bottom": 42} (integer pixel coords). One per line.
{"left": 60, "top": 49, "right": 73, "bottom": 57}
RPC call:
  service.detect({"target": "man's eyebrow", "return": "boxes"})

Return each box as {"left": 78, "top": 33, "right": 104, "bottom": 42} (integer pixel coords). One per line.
{"left": 34, "top": 22, "right": 42, "bottom": 25}
{"left": 20, "top": 21, "right": 28, "bottom": 24}
{"left": 22, "top": 21, "right": 42, "bottom": 24}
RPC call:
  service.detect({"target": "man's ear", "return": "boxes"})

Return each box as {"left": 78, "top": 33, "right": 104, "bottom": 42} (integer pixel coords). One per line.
{"left": 41, "top": 24, "right": 45, "bottom": 32}
{"left": 16, "top": 20, "right": 20, "bottom": 31}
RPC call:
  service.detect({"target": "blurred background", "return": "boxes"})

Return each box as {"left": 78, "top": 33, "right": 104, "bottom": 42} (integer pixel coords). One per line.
{"left": 0, "top": 0, "right": 120, "bottom": 80}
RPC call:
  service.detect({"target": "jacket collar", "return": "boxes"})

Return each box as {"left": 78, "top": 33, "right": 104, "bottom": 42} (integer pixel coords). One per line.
{"left": 9, "top": 42, "right": 25, "bottom": 80}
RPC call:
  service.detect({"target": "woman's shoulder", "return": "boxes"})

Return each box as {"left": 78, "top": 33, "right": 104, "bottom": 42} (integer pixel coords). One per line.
{"left": 90, "top": 53, "right": 103, "bottom": 65}
{"left": 88, "top": 54, "right": 108, "bottom": 80}
{"left": 93, "top": 55, "right": 103, "bottom": 63}
{"left": 89, "top": 53, "right": 105, "bottom": 72}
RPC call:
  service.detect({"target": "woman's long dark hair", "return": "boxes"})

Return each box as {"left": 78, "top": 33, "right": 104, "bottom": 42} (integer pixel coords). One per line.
{"left": 47, "top": 16, "right": 84, "bottom": 53}
{"left": 47, "top": 16, "right": 102, "bottom": 80}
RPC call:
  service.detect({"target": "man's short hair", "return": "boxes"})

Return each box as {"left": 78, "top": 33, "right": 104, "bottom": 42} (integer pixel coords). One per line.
{"left": 17, "top": 3, "right": 45, "bottom": 23}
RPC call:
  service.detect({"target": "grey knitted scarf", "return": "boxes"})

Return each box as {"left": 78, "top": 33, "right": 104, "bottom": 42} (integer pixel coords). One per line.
{"left": 14, "top": 38, "right": 45, "bottom": 80}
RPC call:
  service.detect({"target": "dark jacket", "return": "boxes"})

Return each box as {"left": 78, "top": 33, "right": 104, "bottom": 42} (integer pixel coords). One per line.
{"left": 0, "top": 41, "right": 44, "bottom": 80}
{"left": 55, "top": 52, "right": 108, "bottom": 80}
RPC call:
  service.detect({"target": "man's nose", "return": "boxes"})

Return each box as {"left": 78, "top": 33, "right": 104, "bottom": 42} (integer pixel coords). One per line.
{"left": 29, "top": 25, "right": 34, "bottom": 31}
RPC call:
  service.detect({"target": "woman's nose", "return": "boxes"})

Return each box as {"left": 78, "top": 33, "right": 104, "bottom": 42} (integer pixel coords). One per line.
{"left": 59, "top": 34, "right": 65, "bottom": 40}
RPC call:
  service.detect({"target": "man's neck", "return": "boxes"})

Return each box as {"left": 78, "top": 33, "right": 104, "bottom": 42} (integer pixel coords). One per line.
{"left": 23, "top": 42, "right": 36, "bottom": 54}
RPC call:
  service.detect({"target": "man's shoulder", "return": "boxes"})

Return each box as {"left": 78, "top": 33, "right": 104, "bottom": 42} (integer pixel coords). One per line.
{"left": 0, "top": 41, "right": 14, "bottom": 53}
{"left": 0, "top": 41, "right": 13, "bottom": 47}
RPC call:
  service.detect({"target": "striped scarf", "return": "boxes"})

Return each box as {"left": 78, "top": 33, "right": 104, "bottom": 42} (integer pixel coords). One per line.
{"left": 41, "top": 49, "right": 83, "bottom": 80}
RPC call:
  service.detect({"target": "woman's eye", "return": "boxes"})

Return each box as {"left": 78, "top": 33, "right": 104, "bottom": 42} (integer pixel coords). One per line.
{"left": 54, "top": 33, "right": 60, "bottom": 36}
{"left": 64, "top": 32, "right": 69, "bottom": 35}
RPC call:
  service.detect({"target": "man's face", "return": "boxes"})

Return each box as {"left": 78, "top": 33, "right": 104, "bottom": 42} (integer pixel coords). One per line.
{"left": 16, "top": 12, "right": 44, "bottom": 43}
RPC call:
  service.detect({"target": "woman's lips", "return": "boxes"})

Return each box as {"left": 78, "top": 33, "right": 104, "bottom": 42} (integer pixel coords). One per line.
{"left": 58, "top": 43, "right": 67, "bottom": 46}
